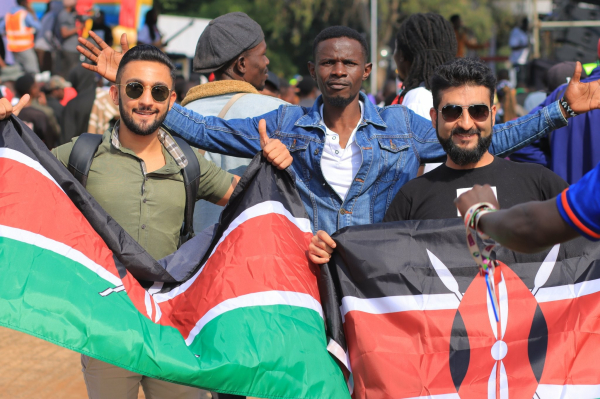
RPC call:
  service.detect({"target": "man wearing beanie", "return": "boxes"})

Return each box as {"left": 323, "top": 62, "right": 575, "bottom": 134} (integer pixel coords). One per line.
{"left": 182, "top": 12, "right": 288, "bottom": 235}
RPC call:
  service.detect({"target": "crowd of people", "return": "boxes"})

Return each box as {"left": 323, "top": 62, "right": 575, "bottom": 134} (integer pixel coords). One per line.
{"left": 2, "top": 3, "right": 600, "bottom": 399}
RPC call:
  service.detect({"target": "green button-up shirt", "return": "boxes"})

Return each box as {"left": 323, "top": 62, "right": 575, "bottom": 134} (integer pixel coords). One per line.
{"left": 52, "top": 127, "right": 234, "bottom": 260}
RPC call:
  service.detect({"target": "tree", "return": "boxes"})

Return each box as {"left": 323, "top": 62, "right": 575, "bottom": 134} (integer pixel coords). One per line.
{"left": 155, "top": 0, "right": 512, "bottom": 82}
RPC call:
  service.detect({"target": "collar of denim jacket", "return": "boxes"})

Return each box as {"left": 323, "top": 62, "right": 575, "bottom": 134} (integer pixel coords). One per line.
{"left": 294, "top": 92, "right": 387, "bottom": 130}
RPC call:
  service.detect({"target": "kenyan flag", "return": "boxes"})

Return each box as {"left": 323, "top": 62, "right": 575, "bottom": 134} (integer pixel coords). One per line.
{"left": 0, "top": 117, "right": 349, "bottom": 399}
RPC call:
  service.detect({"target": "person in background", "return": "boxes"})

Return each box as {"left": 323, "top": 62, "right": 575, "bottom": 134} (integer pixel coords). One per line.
{"left": 87, "top": 77, "right": 119, "bottom": 134}
{"left": 296, "top": 75, "right": 318, "bottom": 107}
{"left": 13, "top": 76, "right": 54, "bottom": 148}
{"left": 393, "top": 13, "right": 457, "bottom": 175}
{"left": 60, "top": 64, "right": 96, "bottom": 144}
{"left": 528, "top": 47, "right": 600, "bottom": 183}
{"left": 42, "top": 75, "right": 70, "bottom": 127}
{"left": 379, "top": 78, "right": 398, "bottom": 107}
{"left": 511, "top": 61, "right": 586, "bottom": 167}
{"left": 260, "top": 71, "right": 280, "bottom": 98}
{"left": 495, "top": 69, "right": 517, "bottom": 123}
{"left": 15, "top": 73, "right": 59, "bottom": 144}
{"left": 34, "top": 1, "right": 62, "bottom": 72}
{"left": 55, "top": 0, "right": 81, "bottom": 78}
{"left": 91, "top": 10, "right": 113, "bottom": 48}
{"left": 279, "top": 79, "right": 299, "bottom": 104}
{"left": 169, "top": 12, "right": 288, "bottom": 248}
{"left": 0, "top": 0, "right": 41, "bottom": 74}
{"left": 393, "top": 13, "right": 456, "bottom": 118}
{"left": 137, "top": 8, "right": 162, "bottom": 48}
{"left": 509, "top": 17, "right": 530, "bottom": 87}
{"left": 450, "top": 14, "right": 486, "bottom": 58}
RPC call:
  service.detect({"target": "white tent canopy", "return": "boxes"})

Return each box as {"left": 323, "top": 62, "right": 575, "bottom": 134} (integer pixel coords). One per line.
{"left": 157, "top": 15, "right": 211, "bottom": 58}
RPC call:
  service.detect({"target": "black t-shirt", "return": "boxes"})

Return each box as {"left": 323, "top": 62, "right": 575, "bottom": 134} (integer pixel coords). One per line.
{"left": 383, "top": 156, "right": 568, "bottom": 221}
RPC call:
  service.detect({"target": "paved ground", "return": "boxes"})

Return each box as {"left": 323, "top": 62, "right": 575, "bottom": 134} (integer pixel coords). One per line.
{"left": 0, "top": 327, "right": 220, "bottom": 399}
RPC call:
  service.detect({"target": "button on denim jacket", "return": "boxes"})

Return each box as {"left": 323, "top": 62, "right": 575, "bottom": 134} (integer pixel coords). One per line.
{"left": 164, "top": 92, "right": 567, "bottom": 235}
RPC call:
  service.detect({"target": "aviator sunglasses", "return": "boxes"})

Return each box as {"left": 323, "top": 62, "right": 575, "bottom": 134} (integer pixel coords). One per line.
{"left": 116, "top": 82, "right": 171, "bottom": 102}
{"left": 438, "top": 104, "right": 490, "bottom": 122}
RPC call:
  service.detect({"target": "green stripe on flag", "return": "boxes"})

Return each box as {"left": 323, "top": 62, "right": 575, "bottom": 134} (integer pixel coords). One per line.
{"left": 189, "top": 305, "right": 347, "bottom": 398}
{"left": 0, "top": 237, "right": 350, "bottom": 398}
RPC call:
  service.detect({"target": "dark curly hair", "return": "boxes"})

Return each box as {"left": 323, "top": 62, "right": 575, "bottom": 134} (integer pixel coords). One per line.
{"left": 116, "top": 44, "right": 176, "bottom": 87}
{"left": 395, "top": 13, "right": 457, "bottom": 94}
{"left": 430, "top": 57, "right": 496, "bottom": 110}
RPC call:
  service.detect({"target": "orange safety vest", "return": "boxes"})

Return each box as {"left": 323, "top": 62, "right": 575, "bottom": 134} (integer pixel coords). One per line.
{"left": 6, "top": 9, "right": 35, "bottom": 52}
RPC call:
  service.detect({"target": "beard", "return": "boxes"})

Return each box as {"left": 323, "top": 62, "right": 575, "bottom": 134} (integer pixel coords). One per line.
{"left": 325, "top": 90, "right": 359, "bottom": 108}
{"left": 119, "top": 101, "right": 168, "bottom": 136}
{"left": 437, "top": 125, "right": 493, "bottom": 166}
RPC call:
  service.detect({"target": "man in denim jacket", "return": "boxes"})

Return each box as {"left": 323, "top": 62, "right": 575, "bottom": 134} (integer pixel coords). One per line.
{"left": 79, "top": 26, "right": 600, "bottom": 236}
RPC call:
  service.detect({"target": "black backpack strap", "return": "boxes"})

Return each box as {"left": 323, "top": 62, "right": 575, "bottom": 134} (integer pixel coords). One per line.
{"left": 67, "top": 133, "right": 103, "bottom": 188}
{"left": 172, "top": 136, "right": 201, "bottom": 246}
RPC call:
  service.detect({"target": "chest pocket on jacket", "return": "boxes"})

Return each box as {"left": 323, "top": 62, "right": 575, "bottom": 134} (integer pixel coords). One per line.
{"left": 278, "top": 136, "right": 311, "bottom": 182}
{"left": 377, "top": 138, "right": 409, "bottom": 182}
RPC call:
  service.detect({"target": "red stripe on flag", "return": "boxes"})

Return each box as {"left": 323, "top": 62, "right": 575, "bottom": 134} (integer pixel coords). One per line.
{"left": 150, "top": 213, "right": 317, "bottom": 338}
{"left": 0, "top": 158, "right": 120, "bottom": 279}
{"left": 539, "top": 291, "right": 600, "bottom": 386}
{"left": 343, "top": 309, "right": 457, "bottom": 399}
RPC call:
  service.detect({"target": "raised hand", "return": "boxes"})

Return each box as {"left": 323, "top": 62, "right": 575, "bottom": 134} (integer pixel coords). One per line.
{"left": 259, "top": 119, "right": 293, "bottom": 170}
{"left": 77, "top": 31, "right": 130, "bottom": 83}
{"left": 563, "top": 61, "right": 600, "bottom": 115}
{"left": 0, "top": 95, "right": 30, "bottom": 120}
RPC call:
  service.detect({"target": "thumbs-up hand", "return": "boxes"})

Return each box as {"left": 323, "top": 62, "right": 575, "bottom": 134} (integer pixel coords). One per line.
{"left": 259, "top": 119, "right": 293, "bottom": 170}
{"left": 563, "top": 61, "right": 600, "bottom": 116}
{"left": 0, "top": 94, "right": 30, "bottom": 120}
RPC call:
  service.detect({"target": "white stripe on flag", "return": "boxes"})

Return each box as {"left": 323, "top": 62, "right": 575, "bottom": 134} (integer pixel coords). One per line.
{"left": 0, "top": 224, "right": 121, "bottom": 287}
{"left": 340, "top": 294, "right": 460, "bottom": 321}
{"left": 535, "top": 278, "right": 600, "bottom": 303}
{"left": 184, "top": 290, "right": 323, "bottom": 345}
{"left": 153, "top": 200, "right": 312, "bottom": 304}
{"left": 0, "top": 148, "right": 63, "bottom": 192}
{"left": 536, "top": 384, "right": 600, "bottom": 398}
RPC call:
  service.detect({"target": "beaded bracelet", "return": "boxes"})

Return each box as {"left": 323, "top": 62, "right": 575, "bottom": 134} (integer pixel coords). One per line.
{"left": 560, "top": 97, "right": 578, "bottom": 117}
{"left": 463, "top": 202, "right": 500, "bottom": 321}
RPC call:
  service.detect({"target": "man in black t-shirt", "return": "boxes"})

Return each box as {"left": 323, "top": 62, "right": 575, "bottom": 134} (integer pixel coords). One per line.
{"left": 383, "top": 58, "right": 568, "bottom": 222}
{"left": 308, "top": 57, "right": 570, "bottom": 263}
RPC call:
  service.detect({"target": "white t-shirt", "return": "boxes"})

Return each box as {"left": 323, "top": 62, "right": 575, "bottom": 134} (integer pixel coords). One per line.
{"left": 402, "top": 86, "right": 433, "bottom": 120}
{"left": 402, "top": 86, "right": 442, "bottom": 174}
{"left": 319, "top": 101, "right": 364, "bottom": 200}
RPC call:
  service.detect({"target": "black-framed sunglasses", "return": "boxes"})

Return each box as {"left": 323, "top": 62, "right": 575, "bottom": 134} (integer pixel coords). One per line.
{"left": 438, "top": 104, "right": 490, "bottom": 122}
{"left": 115, "top": 82, "right": 171, "bottom": 102}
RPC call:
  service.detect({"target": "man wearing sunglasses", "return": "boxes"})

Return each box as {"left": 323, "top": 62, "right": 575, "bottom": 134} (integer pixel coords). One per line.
{"left": 47, "top": 45, "right": 291, "bottom": 399}
{"left": 76, "top": 27, "right": 600, "bottom": 255}
{"left": 381, "top": 57, "right": 568, "bottom": 222}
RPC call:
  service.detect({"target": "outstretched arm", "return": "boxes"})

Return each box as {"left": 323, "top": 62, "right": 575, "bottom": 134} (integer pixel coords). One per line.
{"left": 76, "top": 32, "right": 293, "bottom": 164}
{"left": 455, "top": 185, "right": 579, "bottom": 253}
{"left": 413, "top": 62, "right": 600, "bottom": 162}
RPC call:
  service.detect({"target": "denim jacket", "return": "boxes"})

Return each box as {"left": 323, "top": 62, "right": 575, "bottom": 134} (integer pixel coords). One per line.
{"left": 164, "top": 92, "right": 567, "bottom": 234}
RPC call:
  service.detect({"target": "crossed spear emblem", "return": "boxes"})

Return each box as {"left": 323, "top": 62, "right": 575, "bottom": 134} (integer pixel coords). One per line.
{"left": 427, "top": 244, "right": 560, "bottom": 399}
